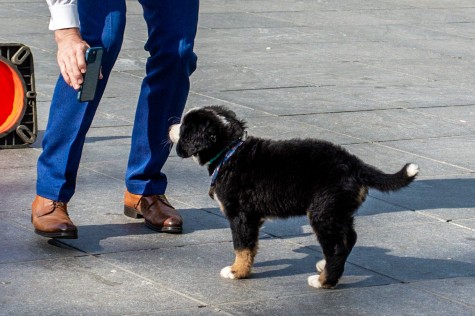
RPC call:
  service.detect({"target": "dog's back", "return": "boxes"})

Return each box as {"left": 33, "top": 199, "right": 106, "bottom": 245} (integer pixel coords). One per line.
{"left": 217, "top": 136, "right": 418, "bottom": 217}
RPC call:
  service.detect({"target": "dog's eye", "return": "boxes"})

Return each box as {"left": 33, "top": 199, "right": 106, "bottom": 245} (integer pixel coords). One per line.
{"left": 210, "top": 135, "right": 217, "bottom": 142}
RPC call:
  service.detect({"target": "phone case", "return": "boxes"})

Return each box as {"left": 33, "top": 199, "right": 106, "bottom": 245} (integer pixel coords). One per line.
{"left": 77, "top": 47, "right": 103, "bottom": 102}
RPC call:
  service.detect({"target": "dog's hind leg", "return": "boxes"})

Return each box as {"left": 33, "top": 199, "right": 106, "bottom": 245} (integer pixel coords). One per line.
{"left": 316, "top": 223, "right": 356, "bottom": 274}
{"left": 220, "top": 214, "right": 261, "bottom": 279}
{"left": 307, "top": 194, "right": 359, "bottom": 289}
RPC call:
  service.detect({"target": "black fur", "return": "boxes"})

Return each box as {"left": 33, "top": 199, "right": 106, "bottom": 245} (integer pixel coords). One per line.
{"left": 171, "top": 105, "right": 419, "bottom": 288}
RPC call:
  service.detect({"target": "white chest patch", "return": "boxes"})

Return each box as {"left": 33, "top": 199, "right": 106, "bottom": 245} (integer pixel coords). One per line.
{"left": 213, "top": 192, "right": 225, "bottom": 213}
{"left": 192, "top": 155, "right": 201, "bottom": 165}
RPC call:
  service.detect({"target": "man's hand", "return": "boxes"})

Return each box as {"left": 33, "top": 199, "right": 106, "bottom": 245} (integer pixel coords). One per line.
{"left": 55, "top": 28, "right": 89, "bottom": 90}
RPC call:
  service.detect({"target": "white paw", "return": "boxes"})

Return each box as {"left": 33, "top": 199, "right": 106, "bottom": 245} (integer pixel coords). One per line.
{"left": 406, "top": 163, "right": 419, "bottom": 177}
{"left": 220, "top": 266, "right": 236, "bottom": 279}
{"left": 308, "top": 275, "right": 323, "bottom": 288}
{"left": 316, "top": 259, "right": 326, "bottom": 273}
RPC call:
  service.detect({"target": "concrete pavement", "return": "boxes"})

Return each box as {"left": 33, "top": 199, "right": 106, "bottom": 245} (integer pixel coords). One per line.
{"left": 0, "top": 0, "right": 474, "bottom": 315}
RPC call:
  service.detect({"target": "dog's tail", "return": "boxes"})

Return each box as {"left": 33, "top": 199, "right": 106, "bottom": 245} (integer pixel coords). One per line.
{"left": 359, "top": 163, "right": 419, "bottom": 192}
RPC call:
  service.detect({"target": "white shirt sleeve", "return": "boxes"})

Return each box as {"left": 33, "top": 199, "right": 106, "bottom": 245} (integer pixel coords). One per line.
{"left": 46, "top": 0, "right": 80, "bottom": 30}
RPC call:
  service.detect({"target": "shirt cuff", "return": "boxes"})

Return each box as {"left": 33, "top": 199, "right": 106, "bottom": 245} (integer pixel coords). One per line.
{"left": 48, "top": 4, "right": 80, "bottom": 30}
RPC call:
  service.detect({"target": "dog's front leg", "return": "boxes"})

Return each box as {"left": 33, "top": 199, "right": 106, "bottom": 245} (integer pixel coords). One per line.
{"left": 220, "top": 214, "right": 260, "bottom": 279}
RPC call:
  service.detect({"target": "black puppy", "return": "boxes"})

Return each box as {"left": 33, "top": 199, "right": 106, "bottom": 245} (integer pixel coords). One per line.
{"left": 169, "top": 105, "right": 418, "bottom": 289}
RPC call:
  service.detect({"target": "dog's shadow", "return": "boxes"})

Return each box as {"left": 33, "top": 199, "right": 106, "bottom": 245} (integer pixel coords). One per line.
{"left": 363, "top": 178, "right": 475, "bottom": 216}
{"left": 250, "top": 245, "right": 475, "bottom": 288}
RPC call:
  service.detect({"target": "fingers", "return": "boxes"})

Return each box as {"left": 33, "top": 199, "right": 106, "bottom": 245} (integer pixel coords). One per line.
{"left": 54, "top": 28, "right": 90, "bottom": 90}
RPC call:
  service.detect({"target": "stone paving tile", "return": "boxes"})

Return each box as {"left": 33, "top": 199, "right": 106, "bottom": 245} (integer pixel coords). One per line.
{"left": 295, "top": 109, "right": 473, "bottom": 142}
{"left": 185, "top": 94, "right": 274, "bottom": 118}
{"left": 100, "top": 238, "right": 396, "bottom": 306}
{"left": 190, "top": 63, "right": 305, "bottom": 94}
{"left": 453, "top": 219, "right": 475, "bottom": 230}
{"left": 1, "top": 0, "right": 474, "bottom": 314}
{"left": 341, "top": 142, "right": 471, "bottom": 178}
{"left": 350, "top": 221, "right": 475, "bottom": 283}
{"left": 370, "top": 175, "right": 475, "bottom": 219}
{"left": 55, "top": 203, "right": 233, "bottom": 255}
{"left": 413, "top": 105, "right": 475, "bottom": 125}
{"left": 411, "top": 276, "right": 475, "bottom": 308}
{"left": 0, "top": 166, "right": 37, "bottom": 214}
{"left": 0, "top": 214, "right": 82, "bottom": 264}
{"left": 198, "top": 12, "right": 296, "bottom": 30}
{"left": 287, "top": 219, "right": 475, "bottom": 283}
{"left": 244, "top": 115, "right": 362, "bottom": 145}
{"left": 216, "top": 282, "right": 475, "bottom": 316}
{"left": 0, "top": 256, "right": 201, "bottom": 315}
{"left": 0, "top": 148, "right": 40, "bottom": 169}
{"left": 211, "top": 86, "right": 391, "bottom": 116}
{"left": 381, "top": 136, "right": 475, "bottom": 172}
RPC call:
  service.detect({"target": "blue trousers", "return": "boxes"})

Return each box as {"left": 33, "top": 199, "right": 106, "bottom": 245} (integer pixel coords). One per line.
{"left": 37, "top": 0, "right": 199, "bottom": 202}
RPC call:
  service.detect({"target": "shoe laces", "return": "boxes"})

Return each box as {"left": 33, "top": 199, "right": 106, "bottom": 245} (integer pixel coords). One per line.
{"left": 139, "top": 195, "right": 173, "bottom": 209}
{"left": 155, "top": 195, "right": 173, "bottom": 208}
{"left": 51, "top": 201, "right": 68, "bottom": 214}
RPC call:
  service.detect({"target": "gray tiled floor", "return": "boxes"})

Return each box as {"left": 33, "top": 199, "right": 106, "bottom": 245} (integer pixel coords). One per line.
{"left": 0, "top": 0, "right": 474, "bottom": 315}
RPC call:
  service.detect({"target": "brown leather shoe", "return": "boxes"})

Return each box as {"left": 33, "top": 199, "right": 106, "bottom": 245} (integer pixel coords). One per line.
{"left": 31, "top": 195, "right": 78, "bottom": 239}
{"left": 124, "top": 190, "right": 183, "bottom": 234}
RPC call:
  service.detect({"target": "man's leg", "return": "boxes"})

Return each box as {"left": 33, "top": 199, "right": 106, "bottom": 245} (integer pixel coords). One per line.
{"left": 34, "top": 0, "right": 126, "bottom": 238}
{"left": 123, "top": 0, "right": 199, "bottom": 233}
{"left": 125, "top": 0, "right": 199, "bottom": 195}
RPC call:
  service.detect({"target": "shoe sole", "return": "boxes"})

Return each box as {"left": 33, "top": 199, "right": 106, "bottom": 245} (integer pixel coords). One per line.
{"left": 34, "top": 229, "right": 78, "bottom": 239}
{"left": 124, "top": 205, "right": 182, "bottom": 234}
{"left": 145, "top": 220, "right": 182, "bottom": 234}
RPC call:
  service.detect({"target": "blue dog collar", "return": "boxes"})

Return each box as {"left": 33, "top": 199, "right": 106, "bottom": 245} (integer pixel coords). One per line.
{"left": 210, "top": 141, "right": 243, "bottom": 186}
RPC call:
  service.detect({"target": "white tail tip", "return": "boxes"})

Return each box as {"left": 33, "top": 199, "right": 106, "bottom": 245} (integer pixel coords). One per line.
{"left": 406, "top": 163, "right": 419, "bottom": 177}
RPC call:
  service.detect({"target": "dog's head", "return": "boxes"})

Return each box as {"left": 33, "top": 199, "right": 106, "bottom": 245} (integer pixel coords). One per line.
{"left": 169, "top": 106, "right": 246, "bottom": 165}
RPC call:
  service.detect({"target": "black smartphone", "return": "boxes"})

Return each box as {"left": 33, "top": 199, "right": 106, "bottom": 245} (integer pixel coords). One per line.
{"left": 77, "top": 47, "right": 103, "bottom": 102}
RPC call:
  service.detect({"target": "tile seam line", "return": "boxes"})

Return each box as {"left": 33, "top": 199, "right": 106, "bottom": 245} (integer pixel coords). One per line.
{"left": 259, "top": 230, "right": 409, "bottom": 285}
{"left": 189, "top": 91, "right": 278, "bottom": 117}
{"left": 406, "top": 107, "right": 475, "bottom": 126}
{"left": 287, "top": 75, "right": 475, "bottom": 113}
{"left": 210, "top": 276, "right": 475, "bottom": 309}
{"left": 284, "top": 47, "right": 475, "bottom": 93}
{"left": 292, "top": 116, "right": 475, "bottom": 162}
{"left": 124, "top": 306, "right": 234, "bottom": 316}
{"left": 407, "top": 282, "right": 475, "bottom": 309}
{"left": 353, "top": 60, "right": 475, "bottom": 94}
{"left": 274, "top": 103, "right": 475, "bottom": 117}
{"left": 361, "top": 196, "right": 475, "bottom": 230}
{"left": 372, "top": 142, "right": 475, "bottom": 173}
{"left": 367, "top": 134, "right": 473, "bottom": 143}
{"left": 236, "top": 64, "right": 475, "bottom": 116}
{"left": 79, "top": 239, "right": 236, "bottom": 257}
{"left": 84, "top": 254, "right": 211, "bottom": 307}
{"left": 275, "top": 232, "right": 475, "bottom": 296}
{"left": 81, "top": 166, "right": 126, "bottom": 182}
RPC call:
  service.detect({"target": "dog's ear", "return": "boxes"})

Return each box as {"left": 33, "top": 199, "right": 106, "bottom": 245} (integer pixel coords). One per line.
{"left": 206, "top": 105, "right": 247, "bottom": 140}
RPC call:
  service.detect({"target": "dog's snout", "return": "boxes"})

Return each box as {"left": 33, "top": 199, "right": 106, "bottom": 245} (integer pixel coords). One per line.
{"left": 169, "top": 124, "right": 181, "bottom": 144}
{"left": 175, "top": 142, "right": 189, "bottom": 158}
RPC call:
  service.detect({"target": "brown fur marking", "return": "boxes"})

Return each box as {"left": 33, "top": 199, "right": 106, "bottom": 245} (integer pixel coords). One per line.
{"left": 357, "top": 186, "right": 368, "bottom": 204}
{"left": 318, "top": 270, "right": 334, "bottom": 289}
{"left": 230, "top": 247, "right": 258, "bottom": 279}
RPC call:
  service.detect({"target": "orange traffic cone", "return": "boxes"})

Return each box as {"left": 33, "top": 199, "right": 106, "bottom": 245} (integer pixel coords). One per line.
{"left": 0, "top": 44, "right": 36, "bottom": 148}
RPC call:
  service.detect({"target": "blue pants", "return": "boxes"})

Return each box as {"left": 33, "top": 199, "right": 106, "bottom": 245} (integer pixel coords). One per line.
{"left": 37, "top": 0, "right": 199, "bottom": 202}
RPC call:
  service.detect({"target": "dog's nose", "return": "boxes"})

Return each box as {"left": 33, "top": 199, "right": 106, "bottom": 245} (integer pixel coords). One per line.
{"left": 169, "top": 124, "right": 181, "bottom": 144}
